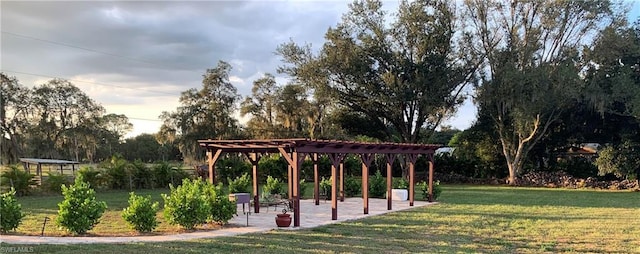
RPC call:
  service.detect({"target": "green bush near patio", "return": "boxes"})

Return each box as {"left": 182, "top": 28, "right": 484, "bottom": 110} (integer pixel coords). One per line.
{"left": 122, "top": 192, "right": 159, "bottom": 233}
{"left": 0, "top": 188, "right": 24, "bottom": 233}
{"left": 56, "top": 176, "right": 107, "bottom": 235}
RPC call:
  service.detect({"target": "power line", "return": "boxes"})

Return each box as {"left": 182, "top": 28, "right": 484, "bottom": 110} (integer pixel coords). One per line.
{"left": 1, "top": 69, "right": 178, "bottom": 96}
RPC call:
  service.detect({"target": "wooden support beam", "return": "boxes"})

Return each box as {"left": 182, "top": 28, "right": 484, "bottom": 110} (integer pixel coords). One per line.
{"left": 327, "top": 153, "right": 344, "bottom": 220}
{"left": 385, "top": 154, "right": 396, "bottom": 210}
{"left": 292, "top": 152, "right": 300, "bottom": 227}
{"left": 312, "top": 153, "right": 320, "bottom": 206}
{"left": 327, "top": 153, "right": 345, "bottom": 220}
{"left": 244, "top": 152, "right": 262, "bottom": 214}
{"left": 428, "top": 154, "right": 434, "bottom": 202}
{"left": 331, "top": 161, "right": 338, "bottom": 220}
{"left": 207, "top": 149, "right": 223, "bottom": 184}
{"left": 339, "top": 161, "right": 345, "bottom": 202}
{"left": 407, "top": 154, "right": 419, "bottom": 207}
{"left": 360, "top": 153, "right": 374, "bottom": 214}
{"left": 288, "top": 164, "right": 293, "bottom": 199}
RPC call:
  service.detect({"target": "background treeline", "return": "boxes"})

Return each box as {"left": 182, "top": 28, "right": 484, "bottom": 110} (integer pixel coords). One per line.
{"left": 2, "top": 0, "right": 639, "bottom": 184}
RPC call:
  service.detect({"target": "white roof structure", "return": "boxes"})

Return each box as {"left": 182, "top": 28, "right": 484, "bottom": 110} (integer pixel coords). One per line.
{"left": 19, "top": 158, "right": 79, "bottom": 165}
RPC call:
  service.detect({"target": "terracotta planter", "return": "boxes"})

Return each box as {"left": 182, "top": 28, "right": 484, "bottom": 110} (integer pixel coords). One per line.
{"left": 275, "top": 213, "right": 291, "bottom": 227}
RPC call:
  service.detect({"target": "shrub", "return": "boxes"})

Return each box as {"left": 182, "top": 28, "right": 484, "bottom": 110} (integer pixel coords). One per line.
{"left": 77, "top": 166, "right": 104, "bottom": 189}
{"left": 299, "top": 179, "right": 307, "bottom": 198}
{"left": 433, "top": 180, "right": 442, "bottom": 200}
{"left": 227, "top": 172, "right": 251, "bottom": 193}
{"left": 258, "top": 154, "right": 288, "bottom": 181}
{"left": 262, "top": 176, "right": 284, "bottom": 197}
{"left": 217, "top": 156, "right": 251, "bottom": 184}
{"left": 101, "top": 155, "right": 131, "bottom": 189}
{"left": 153, "top": 162, "right": 190, "bottom": 188}
{"left": 162, "top": 179, "right": 210, "bottom": 229}
{"left": 0, "top": 188, "right": 25, "bottom": 233}
{"left": 42, "top": 172, "right": 71, "bottom": 193}
{"left": 552, "top": 157, "right": 598, "bottom": 179}
{"left": 56, "top": 176, "right": 107, "bottom": 234}
{"left": 596, "top": 141, "right": 640, "bottom": 180}
{"left": 162, "top": 178, "right": 236, "bottom": 229}
{"left": 0, "top": 165, "right": 37, "bottom": 196}
{"left": 393, "top": 177, "right": 408, "bottom": 189}
{"left": 130, "top": 160, "right": 154, "bottom": 189}
{"left": 344, "top": 176, "right": 361, "bottom": 197}
{"left": 319, "top": 176, "right": 332, "bottom": 198}
{"left": 122, "top": 192, "right": 159, "bottom": 233}
{"left": 416, "top": 181, "right": 428, "bottom": 200}
{"left": 206, "top": 184, "right": 236, "bottom": 224}
{"left": 369, "top": 170, "right": 386, "bottom": 198}
{"left": 416, "top": 180, "right": 442, "bottom": 201}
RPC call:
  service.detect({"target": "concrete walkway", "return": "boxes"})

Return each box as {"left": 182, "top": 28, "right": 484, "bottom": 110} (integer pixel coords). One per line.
{"left": 0, "top": 198, "right": 435, "bottom": 245}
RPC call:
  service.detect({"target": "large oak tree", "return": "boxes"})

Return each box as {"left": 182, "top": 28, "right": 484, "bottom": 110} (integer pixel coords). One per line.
{"left": 465, "top": 0, "right": 616, "bottom": 184}
{"left": 278, "top": 0, "right": 479, "bottom": 143}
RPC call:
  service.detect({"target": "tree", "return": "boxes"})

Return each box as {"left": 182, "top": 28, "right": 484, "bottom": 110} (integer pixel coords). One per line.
{"left": 121, "top": 134, "right": 166, "bottom": 162}
{"left": 278, "top": 0, "right": 478, "bottom": 143}
{"left": 28, "top": 79, "right": 105, "bottom": 161}
{"left": 275, "top": 84, "right": 310, "bottom": 137}
{"left": 101, "top": 113, "right": 133, "bottom": 141}
{"left": 0, "top": 73, "right": 31, "bottom": 164}
{"left": 465, "top": 0, "right": 615, "bottom": 184}
{"left": 596, "top": 141, "right": 640, "bottom": 180}
{"left": 585, "top": 21, "right": 640, "bottom": 120}
{"left": 159, "top": 61, "right": 241, "bottom": 163}
{"left": 240, "top": 73, "right": 281, "bottom": 138}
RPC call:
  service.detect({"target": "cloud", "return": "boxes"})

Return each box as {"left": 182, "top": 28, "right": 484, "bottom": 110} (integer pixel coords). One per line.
{"left": 1, "top": 0, "right": 474, "bottom": 137}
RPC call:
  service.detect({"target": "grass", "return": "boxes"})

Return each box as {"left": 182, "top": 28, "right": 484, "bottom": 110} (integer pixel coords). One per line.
{"left": 3, "top": 185, "right": 640, "bottom": 253}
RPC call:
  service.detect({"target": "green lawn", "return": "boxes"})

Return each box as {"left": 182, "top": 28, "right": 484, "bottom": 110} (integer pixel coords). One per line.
{"left": 4, "top": 185, "right": 640, "bottom": 253}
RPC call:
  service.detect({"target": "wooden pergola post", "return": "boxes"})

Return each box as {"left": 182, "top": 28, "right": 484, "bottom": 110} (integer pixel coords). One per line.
{"left": 312, "top": 153, "right": 320, "bottom": 205}
{"left": 339, "top": 161, "right": 345, "bottom": 202}
{"left": 428, "top": 153, "right": 435, "bottom": 202}
{"left": 244, "top": 152, "right": 262, "bottom": 213}
{"left": 360, "top": 153, "right": 374, "bottom": 214}
{"left": 385, "top": 154, "right": 396, "bottom": 211}
{"left": 207, "top": 149, "right": 223, "bottom": 184}
{"left": 292, "top": 152, "right": 301, "bottom": 227}
{"left": 407, "top": 154, "right": 418, "bottom": 207}
{"left": 278, "top": 148, "right": 306, "bottom": 227}
{"left": 328, "top": 153, "right": 344, "bottom": 220}
{"left": 287, "top": 164, "right": 293, "bottom": 200}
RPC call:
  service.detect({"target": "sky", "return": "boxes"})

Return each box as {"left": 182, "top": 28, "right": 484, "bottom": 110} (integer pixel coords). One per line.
{"left": 2, "top": 1, "right": 639, "bottom": 138}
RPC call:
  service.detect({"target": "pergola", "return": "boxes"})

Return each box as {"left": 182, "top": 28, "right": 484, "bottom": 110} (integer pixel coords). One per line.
{"left": 198, "top": 138, "right": 440, "bottom": 227}
{"left": 20, "top": 158, "right": 79, "bottom": 177}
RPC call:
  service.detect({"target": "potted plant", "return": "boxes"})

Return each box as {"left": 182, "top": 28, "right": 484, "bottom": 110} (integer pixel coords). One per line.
{"left": 275, "top": 208, "right": 291, "bottom": 227}
{"left": 391, "top": 177, "right": 409, "bottom": 201}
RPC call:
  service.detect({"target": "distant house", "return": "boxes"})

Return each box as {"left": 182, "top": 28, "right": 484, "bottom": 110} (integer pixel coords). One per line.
{"left": 560, "top": 143, "right": 600, "bottom": 161}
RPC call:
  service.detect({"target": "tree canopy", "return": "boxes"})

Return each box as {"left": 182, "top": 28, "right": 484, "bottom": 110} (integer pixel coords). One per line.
{"left": 278, "top": 0, "right": 479, "bottom": 143}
